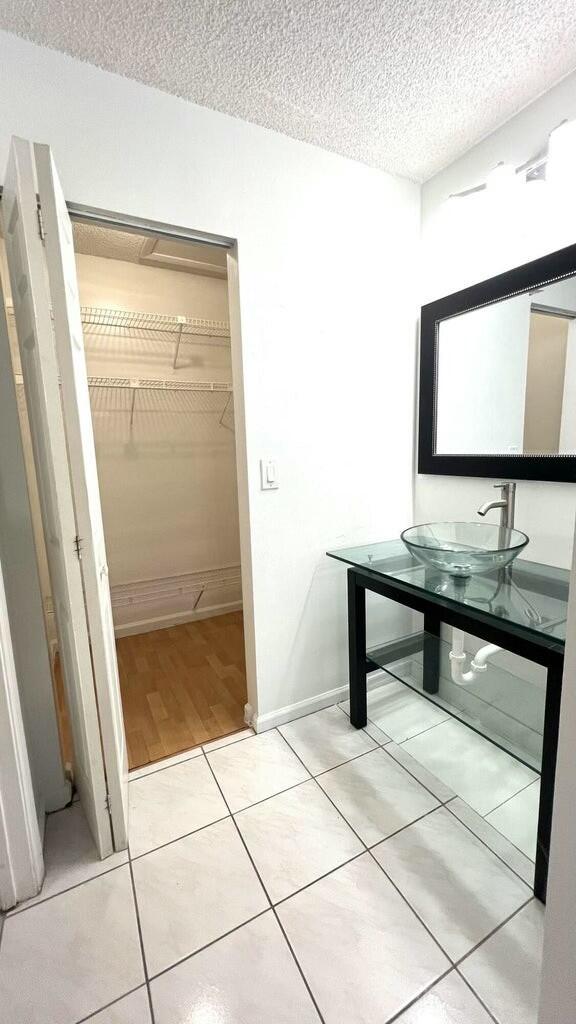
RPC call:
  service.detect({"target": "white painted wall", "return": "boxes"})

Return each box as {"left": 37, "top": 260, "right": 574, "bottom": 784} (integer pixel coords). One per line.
{"left": 0, "top": 31, "right": 419, "bottom": 723}
{"left": 419, "top": 68, "right": 576, "bottom": 570}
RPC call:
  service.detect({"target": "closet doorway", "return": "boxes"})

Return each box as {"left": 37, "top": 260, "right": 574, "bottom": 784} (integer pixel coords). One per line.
{"left": 63, "top": 219, "right": 247, "bottom": 769}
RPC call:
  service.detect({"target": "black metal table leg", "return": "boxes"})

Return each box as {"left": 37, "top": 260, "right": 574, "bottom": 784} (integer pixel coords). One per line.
{"left": 534, "top": 655, "right": 563, "bottom": 903}
{"left": 348, "top": 569, "right": 367, "bottom": 728}
{"left": 423, "top": 612, "right": 441, "bottom": 694}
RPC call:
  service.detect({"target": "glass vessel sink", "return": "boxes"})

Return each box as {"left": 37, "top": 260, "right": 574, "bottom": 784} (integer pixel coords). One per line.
{"left": 401, "top": 522, "right": 529, "bottom": 578}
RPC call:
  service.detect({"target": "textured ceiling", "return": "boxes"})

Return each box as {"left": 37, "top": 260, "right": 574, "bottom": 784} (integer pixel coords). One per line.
{"left": 2, "top": 1, "right": 576, "bottom": 181}
{"left": 73, "top": 222, "right": 227, "bottom": 277}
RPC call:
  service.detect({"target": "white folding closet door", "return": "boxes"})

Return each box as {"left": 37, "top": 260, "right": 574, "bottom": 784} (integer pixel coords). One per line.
{"left": 2, "top": 136, "right": 114, "bottom": 858}
{"left": 35, "top": 143, "right": 129, "bottom": 850}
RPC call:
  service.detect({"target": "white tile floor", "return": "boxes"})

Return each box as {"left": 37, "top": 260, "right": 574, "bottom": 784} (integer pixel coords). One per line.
{"left": 0, "top": 701, "right": 544, "bottom": 1023}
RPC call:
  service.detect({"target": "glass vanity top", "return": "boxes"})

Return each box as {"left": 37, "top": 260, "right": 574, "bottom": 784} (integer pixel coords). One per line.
{"left": 327, "top": 538, "right": 568, "bottom": 650}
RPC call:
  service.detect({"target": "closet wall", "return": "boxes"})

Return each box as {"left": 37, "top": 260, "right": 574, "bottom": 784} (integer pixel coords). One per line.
{"left": 1, "top": 233, "right": 242, "bottom": 642}
{"left": 77, "top": 249, "right": 242, "bottom": 635}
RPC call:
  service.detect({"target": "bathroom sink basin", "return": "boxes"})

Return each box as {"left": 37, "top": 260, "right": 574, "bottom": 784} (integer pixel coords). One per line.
{"left": 401, "top": 522, "right": 529, "bottom": 578}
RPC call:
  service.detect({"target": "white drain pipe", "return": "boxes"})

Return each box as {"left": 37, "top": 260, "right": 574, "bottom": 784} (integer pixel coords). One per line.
{"left": 449, "top": 628, "right": 502, "bottom": 686}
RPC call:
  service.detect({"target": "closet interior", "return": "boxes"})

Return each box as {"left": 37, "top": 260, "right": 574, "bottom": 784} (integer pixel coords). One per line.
{"left": 6, "top": 220, "right": 247, "bottom": 772}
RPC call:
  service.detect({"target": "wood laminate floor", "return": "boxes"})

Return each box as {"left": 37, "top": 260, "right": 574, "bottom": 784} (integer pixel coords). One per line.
{"left": 118, "top": 612, "right": 247, "bottom": 769}
{"left": 54, "top": 611, "right": 248, "bottom": 772}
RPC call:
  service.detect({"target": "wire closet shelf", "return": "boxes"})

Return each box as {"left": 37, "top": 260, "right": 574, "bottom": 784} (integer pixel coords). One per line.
{"left": 80, "top": 305, "right": 231, "bottom": 370}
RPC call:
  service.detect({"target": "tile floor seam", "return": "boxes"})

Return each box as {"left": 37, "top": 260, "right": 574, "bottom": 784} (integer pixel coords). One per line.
{"left": 366, "top": 845, "right": 457, "bottom": 967}
{"left": 444, "top": 800, "right": 534, "bottom": 889}
{"left": 5, "top": 859, "right": 129, "bottom": 918}
{"left": 275, "top": 731, "right": 373, "bottom": 850}
{"left": 382, "top": 964, "right": 456, "bottom": 1024}
{"left": 127, "top": 729, "right": 257, "bottom": 781}
{"left": 482, "top": 810, "right": 537, "bottom": 865}
{"left": 380, "top": 744, "right": 456, "bottom": 804}
{"left": 201, "top": 749, "right": 328, "bottom": 1023}
{"left": 127, "top": 853, "right": 157, "bottom": 1024}
{"left": 339, "top": 680, "right": 453, "bottom": 740}
{"left": 335, "top": 701, "right": 392, "bottom": 743}
{"left": 200, "top": 750, "right": 273, "bottom": 910}
{"left": 128, "top": 812, "right": 231, "bottom": 863}
{"left": 311, "top": 745, "right": 389, "bottom": 780}
{"left": 395, "top": 715, "right": 455, "bottom": 745}
{"left": 452, "top": 895, "right": 536, "bottom": 972}
{"left": 146, "top": 908, "right": 271, "bottom": 982}
{"left": 128, "top": 749, "right": 202, "bottom": 780}
{"left": 481, "top": 775, "right": 539, "bottom": 819}
{"left": 278, "top": 701, "right": 353, "bottom": 733}
{"left": 271, "top": 907, "right": 327, "bottom": 1024}
{"left": 275, "top": 730, "right": 465, "bottom": 966}
{"left": 271, "top": 850, "right": 367, "bottom": 909}
{"left": 278, "top": 728, "right": 449, "bottom": 860}
{"left": 73, "top": 983, "right": 148, "bottom": 1024}
{"left": 454, "top": 966, "right": 501, "bottom": 1024}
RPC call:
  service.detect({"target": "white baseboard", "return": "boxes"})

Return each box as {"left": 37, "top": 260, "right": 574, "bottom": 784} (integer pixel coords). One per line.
{"left": 249, "top": 670, "right": 392, "bottom": 733}
{"left": 113, "top": 600, "right": 243, "bottom": 638}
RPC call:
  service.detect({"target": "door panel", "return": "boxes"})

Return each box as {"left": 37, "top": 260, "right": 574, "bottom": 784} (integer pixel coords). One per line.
{"left": 35, "top": 143, "right": 128, "bottom": 849}
{"left": 2, "top": 137, "right": 113, "bottom": 858}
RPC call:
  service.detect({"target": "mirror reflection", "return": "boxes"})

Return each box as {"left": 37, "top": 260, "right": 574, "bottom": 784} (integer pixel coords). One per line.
{"left": 435, "top": 274, "right": 576, "bottom": 456}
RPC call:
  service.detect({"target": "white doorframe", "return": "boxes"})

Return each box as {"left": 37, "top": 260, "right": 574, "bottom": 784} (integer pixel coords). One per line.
{"left": 538, "top": 513, "right": 576, "bottom": 1020}
{"left": 0, "top": 555, "right": 43, "bottom": 910}
{"left": 67, "top": 206, "right": 258, "bottom": 724}
{"left": 226, "top": 244, "right": 258, "bottom": 723}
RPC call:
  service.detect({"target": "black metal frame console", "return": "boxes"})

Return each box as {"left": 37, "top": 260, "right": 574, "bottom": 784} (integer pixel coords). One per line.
{"left": 347, "top": 564, "right": 563, "bottom": 904}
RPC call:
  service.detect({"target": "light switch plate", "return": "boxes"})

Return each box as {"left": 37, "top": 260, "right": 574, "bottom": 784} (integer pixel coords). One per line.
{"left": 260, "top": 458, "right": 279, "bottom": 490}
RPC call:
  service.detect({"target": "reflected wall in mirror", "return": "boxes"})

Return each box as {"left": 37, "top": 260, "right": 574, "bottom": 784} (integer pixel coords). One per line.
{"left": 436, "top": 276, "right": 576, "bottom": 456}
{"left": 419, "top": 242, "right": 576, "bottom": 481}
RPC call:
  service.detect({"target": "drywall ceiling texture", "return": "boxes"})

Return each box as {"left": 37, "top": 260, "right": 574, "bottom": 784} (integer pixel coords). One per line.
{"left": 1, "top": 1, "right": 576, "bottom": 181}
{"left": 0, "top": 32, "right": 419, "bottom": 726}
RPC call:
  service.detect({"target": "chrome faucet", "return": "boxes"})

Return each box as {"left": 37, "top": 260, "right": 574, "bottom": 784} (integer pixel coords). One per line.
{"left": 477, "top": 482, "right": 516, "bottom": 530}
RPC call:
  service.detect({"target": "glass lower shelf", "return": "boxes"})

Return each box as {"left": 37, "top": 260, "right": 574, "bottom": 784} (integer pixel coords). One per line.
{"left": 368, "top": 631, "right": 544, "bottom": 772}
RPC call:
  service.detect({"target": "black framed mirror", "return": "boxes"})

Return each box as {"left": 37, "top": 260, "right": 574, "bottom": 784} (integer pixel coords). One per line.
{"left": 419, "top": 243, "right": 576, "bottom": 482}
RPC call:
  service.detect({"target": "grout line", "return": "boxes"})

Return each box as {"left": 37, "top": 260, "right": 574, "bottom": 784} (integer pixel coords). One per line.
{"left": 366, "top": 847, "right": 457, "bottom": 966}
{"left": 454, "top": 967, "right": 500, "bottom": 1024}
{"left": 453, "top": 895, "right": 535, "bottom": 971}
{"left": 382, "top": 965, "right": 455, "bottom": 1024}
{"left": 128, "top": 728, "right": 257, "bottom": 782}
{"left": 481, "top": 775, "right": 540, "bottom": 819}
{"left": 127, "top": 850, "right": 157, "bottom": 1024}
{"left": 74, "top": 984, "right": 148, "bottom": 1024}
{"left": 272, "top": 909, "right": 326, "bottom": 1024}
{"left": 129, "top": 814, "right": 231, "bottom": 862}
{"left": 272, "top": 851, "right": 367, "bottom": 909}
{"left": 147, "top": 908, "right": 271, "bottom": 983}
{"left": 276, "top": 733, "right": 498, "bottom": 972}
{"left": 444, "top": 801, "right": 534, "bottom": 889}
{"left": 6, "top": 859, "right": 130, "bottom": 918}
{"left": 278, "top": 732, "right": 455, "bottom": 966}
{"left": 128, "top": 749, "right": 203, "bottom": 781}
{"left": 202, "top": 750, "right": 327, "bottom": 1024}
{"left": 380, "top": 745, "right": 456, "bottom": 805}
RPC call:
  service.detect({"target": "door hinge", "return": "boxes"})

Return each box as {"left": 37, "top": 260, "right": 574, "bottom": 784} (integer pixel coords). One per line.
{"left": 74, "top": 535, "right": 82, "bottom": 559}
{"left": 37, "top": 204, "right": 46, "bottom": 242}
